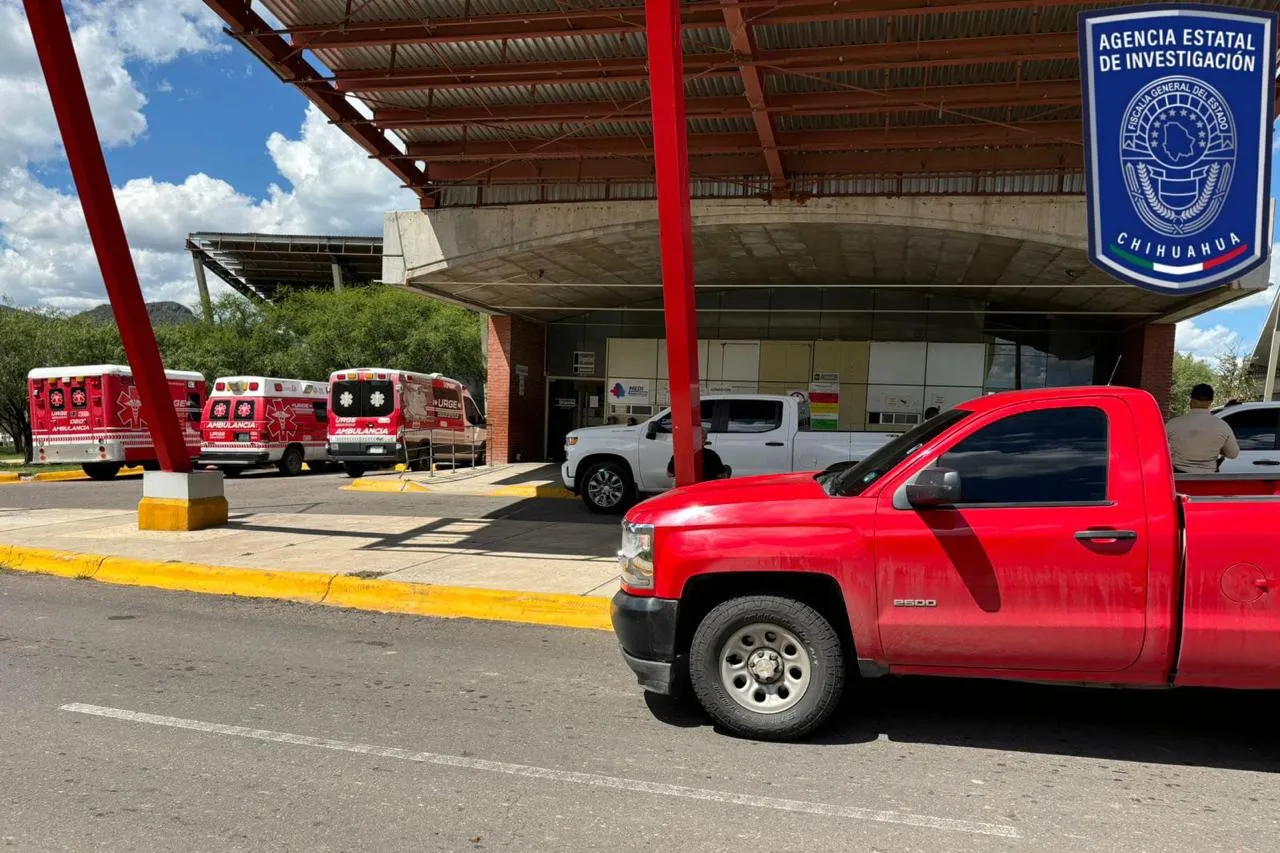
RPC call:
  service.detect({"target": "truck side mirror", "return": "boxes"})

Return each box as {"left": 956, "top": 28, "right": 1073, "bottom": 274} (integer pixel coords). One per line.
{"left": 645, "top": 422, "right": 658, "bottom": 440}
{"left": 903, "top": 467, "right": 961, "bottom": 509}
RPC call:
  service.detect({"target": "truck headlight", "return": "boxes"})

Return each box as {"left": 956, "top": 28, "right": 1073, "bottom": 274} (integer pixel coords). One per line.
{"left": 618, "top": 521, "right": 654, "bottom": 590}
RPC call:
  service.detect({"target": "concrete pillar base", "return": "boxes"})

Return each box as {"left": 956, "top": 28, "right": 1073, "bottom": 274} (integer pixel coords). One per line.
{"left": 137, "top": 471, "right": 228, "bottom": 531}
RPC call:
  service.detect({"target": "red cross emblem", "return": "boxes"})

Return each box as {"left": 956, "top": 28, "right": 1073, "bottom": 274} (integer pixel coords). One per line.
{"left": 211, "top": 400, "right": 230, "bottom": 420}
{"left": 235, "top": 401, "right": 254, "bottom": 419}
{"left": 71, "top": 389, "right": 87, "bottom": 407}
{"left": 49, "top": 389, "right": 65, "bottom": 408}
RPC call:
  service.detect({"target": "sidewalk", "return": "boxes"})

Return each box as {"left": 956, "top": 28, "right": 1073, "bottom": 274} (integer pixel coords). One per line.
{"left": 347, "top": 462, "right": 575, "bottom": 499}
{"left": 0, "top": 505, "right": 620, "bottom": 599}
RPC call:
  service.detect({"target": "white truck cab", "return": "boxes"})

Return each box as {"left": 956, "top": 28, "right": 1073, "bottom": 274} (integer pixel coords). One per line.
{"left": 562, "top": 394, "right": 894, "bottom": 513}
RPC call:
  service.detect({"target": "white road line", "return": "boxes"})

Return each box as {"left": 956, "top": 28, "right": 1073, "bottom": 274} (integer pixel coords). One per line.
{"left": 60, "top": 702, "right": 1019, "bottom": 839}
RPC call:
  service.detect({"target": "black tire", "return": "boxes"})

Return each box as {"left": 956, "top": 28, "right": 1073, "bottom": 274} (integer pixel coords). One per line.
{"left": 82, "top": 462, "right": 122, "bottom": 481}
{"left": 579, "top": 460, "right": 634, "bottom": 514}
{"left": 689, "top": 595, "right": 845, "bottom": 741}
{"left": 219, "top": 466, "right": 243, "bottom": 478}
{"left": 474, "top": 442, "right": 486, "bottom": 467}
{"left": 342, "top": 462, "right": 368, "bottom": 478}
{"left": 276, "top": 445, "right": 305, "bottom": 477}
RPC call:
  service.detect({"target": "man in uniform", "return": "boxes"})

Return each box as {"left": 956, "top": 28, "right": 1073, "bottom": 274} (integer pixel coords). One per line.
{"left": 1165, "top": 383, "right": 1239, "bottom": 473}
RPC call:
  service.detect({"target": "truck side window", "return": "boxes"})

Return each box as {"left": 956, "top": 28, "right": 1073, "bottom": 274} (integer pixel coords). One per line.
{"left": 464, "top": 397, "right": 484, "bottom": 425}
{"left": 1221, "top": 408, "right": 1278, "bottom": 451}
{"left": 938, "top": 406, "right": 1108, "bottom": 505}
{"left": 187, "top": 392, "right": 202, "bottom": 422}
{"left": 313, "top": 402, "right": 329, "bottom": 423}
{"left": 652, "top": 401, "right": 715, "bottom": 435}
{"left": 726, "top": 400, "right": 783, "bottom": 433}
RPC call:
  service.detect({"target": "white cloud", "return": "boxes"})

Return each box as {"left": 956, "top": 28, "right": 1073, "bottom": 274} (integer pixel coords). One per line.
{"left": 0, "top": 1, "right": 418, "bottom": 312}
{"left": 1176, "top": 319, "right": 1240, "bottom": 362}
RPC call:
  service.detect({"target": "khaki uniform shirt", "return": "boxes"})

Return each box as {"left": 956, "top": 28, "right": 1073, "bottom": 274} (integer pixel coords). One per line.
{"left": 1165, "top": 410, "right": 1240, "bottom": 473}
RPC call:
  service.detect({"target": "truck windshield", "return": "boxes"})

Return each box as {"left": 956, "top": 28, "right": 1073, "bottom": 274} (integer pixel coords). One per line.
{"left": 827, "top": 409, "right": 970, "bottom": 497}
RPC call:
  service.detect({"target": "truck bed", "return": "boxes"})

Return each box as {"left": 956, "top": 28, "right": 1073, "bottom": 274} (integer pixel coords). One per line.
{"left": 1175, "top": 473, "right": 1280, "bottom": 497}
{"left": 1176, "top": 493, "right": 1280, "bottom": 689}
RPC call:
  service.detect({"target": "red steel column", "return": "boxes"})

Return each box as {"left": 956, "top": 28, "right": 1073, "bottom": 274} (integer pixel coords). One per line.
{"left": 24, "top": 0, "right": 192, "bottom": 473}
{"left": 646, "top": 0, "right": 703, "bottom": 486}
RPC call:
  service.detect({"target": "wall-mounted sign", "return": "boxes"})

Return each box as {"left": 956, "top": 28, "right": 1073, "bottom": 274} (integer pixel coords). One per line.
{"left": 572, "top": 351, "right": 596, "bottom": 376}
{"left": 607, "top": 378, "right": 651, "bottom": 406}
{"left": 1080, "top": 6, "right": 1276, "bottom": 293}
{"left": 808, "top": 379, "right": 840, "bottom": 432}
{"left": 555, "top": 397, "right": 576, "bottom": 409}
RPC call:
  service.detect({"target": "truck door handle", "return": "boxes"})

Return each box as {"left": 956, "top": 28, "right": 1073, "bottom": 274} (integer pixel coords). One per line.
{"left": 1252, "top": 460, "right": 1280, "bottom": 466}
{"left": 1074, "top": 529, "right": 1137, "bottom": 543}
{"left": 765, "top": 441, "right": 784, "bottom": 447}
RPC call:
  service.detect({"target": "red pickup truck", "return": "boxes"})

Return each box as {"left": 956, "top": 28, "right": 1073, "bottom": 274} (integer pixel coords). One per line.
{"left": 611, "top": 387, "right": 1280, "bottom": 741}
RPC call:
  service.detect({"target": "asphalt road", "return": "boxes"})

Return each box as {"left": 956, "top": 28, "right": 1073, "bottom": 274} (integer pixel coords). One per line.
{"left": 3, "top": 572, "right": 1278, "bottom": 852}
{"left": 0, "top": 469, "right": 612, "bottom": 526}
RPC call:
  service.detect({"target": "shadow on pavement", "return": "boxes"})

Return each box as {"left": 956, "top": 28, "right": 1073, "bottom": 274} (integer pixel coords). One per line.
{"left": 649, "top": 676, "right": 1280, "bottom": 773}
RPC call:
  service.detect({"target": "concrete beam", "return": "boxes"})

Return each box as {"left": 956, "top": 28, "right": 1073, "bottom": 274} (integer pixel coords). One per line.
{"left": 382, "top": 196, "right": 1090, "bottom": 284}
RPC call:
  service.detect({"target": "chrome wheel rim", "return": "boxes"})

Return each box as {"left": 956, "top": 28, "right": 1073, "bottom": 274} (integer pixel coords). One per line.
{"left": 586, "top": 468, "right": 625, "bottom": 507}
{"left": 719, "top": 622, "right": 811, "bottom": 714}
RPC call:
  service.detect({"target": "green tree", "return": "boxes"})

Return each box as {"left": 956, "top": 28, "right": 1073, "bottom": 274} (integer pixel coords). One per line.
{"left": 1210, "top": 346, "right": 1258, "bottom": 405}
{"left": 1169, "top": 351, "right": 1215, "bottom": 417}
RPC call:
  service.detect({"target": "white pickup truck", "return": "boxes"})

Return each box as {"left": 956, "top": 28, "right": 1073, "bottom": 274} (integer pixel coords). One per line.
{"left": 562, "top": 394, "right": 894, "bottom": 512}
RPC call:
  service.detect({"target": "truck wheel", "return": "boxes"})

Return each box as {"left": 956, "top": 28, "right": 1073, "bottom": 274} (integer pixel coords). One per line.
{"left": 474, "top": 443, "right": 486, "bottom": 467}
{"left": 580, "top": 460, "right": 633, "bottom": 514}
{"left": 277, "top": 446, "right": 305, "bottom": 477}
{"left": 689, "top": 595, "right": 845, "bottom": 741}
{"left": 82, "top": 462, "right": 122, "bottom": 481}
{"left": 342, "top": 462, "right": 368, "bottom": 478}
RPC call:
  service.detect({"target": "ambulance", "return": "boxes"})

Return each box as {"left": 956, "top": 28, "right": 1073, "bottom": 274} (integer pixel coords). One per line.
{"left": 27, "top": 364, "right": 205, "bottom": 480}
{"left": 326, "top": 368, "right": 486, "bottom": 477}
{"left": 198, "top": 376, "right": 330, "bottom": 476}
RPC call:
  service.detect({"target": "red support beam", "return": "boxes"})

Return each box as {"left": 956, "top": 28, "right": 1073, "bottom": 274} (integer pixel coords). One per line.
{"left": 406, "top": 121, "right": 1082, "bottom": 160}
{"left": 23, "top": 0, "right": 192, "bottom": 474}
{"left": 647, "top": 0, "right": 703, "bottom": 487}
{"left": 279, "top": 0, "right": 1129, "bottom": 49}
{"left": 330, "top": 32, "right": 1078, "bottom": 93}
{"left": 423, "top": 147, "right": 1082, "bottom": 183}
{"left": 371, "top": 79, "right": 1081, "bottom": 128}
{"left": 201, "top": 1, "right": 434, "bottom": 207}
{"left": 721, "top": 0, "right": 788, "bottom": 198}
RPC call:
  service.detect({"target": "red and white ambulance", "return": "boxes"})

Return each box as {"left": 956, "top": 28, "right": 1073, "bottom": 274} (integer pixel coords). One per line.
{"left": 198, "top": 376, "right": 330, "bottom": 476}
{"left": 27, "top": 364, "right": 205, "bottom": 480}
{"left": 326, "top": 368, "right": 486, "bottom": 477}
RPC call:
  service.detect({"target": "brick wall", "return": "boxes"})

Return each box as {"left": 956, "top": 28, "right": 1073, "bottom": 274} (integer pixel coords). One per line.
{"left": 486, "top": 315, "right": 546, "bottom": 463}
{"left": 1111, "top": 323, "right": 1175, "bottom": 417}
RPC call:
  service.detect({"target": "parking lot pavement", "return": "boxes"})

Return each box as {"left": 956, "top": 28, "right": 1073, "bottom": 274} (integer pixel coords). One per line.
{"left": 5, "top": 571, "right": 1278, "bottom": 853}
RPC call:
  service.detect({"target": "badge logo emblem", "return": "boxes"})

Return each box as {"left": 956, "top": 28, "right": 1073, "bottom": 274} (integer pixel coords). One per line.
{"left": 1120, "top": 76, "right": 1235, "bottom": 238}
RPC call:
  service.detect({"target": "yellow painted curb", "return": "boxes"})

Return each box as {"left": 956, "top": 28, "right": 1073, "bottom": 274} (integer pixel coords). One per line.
{"left": 28, "top": 465, "right": 144, "bottom": 483}
{"left": 0, "top": 472, "right": 18, "bottom": 483}
{"left": 0, "top": 544, "right": 611, "bottom": 632}
{"left": 487, "top": 484, "right": 576, "bottom": 500}
{"left": 95, "top": 557, "right": 332, "bottom": 604}
{"left": 342, "top": 477, "right": 430, "bottom": 493}
{"left": 326, "top": 576, "right": 612, "bottom": 631}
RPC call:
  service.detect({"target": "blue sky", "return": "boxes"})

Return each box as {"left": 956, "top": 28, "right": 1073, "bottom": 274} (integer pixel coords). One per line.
{"left": 0, "top": 0, "right": 1275, "bottom": 363}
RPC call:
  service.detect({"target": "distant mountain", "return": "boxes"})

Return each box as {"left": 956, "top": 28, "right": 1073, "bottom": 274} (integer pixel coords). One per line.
{"left": 77, "top": 301, "right": 198, "bottom": 327}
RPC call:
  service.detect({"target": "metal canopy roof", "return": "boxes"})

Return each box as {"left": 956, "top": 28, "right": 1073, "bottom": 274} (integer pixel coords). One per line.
{"left": 200, "top": 0, "right": 1280, "bottom": 209}
{"left": 186, "top": 231, "right": 382, "bottom": 301}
